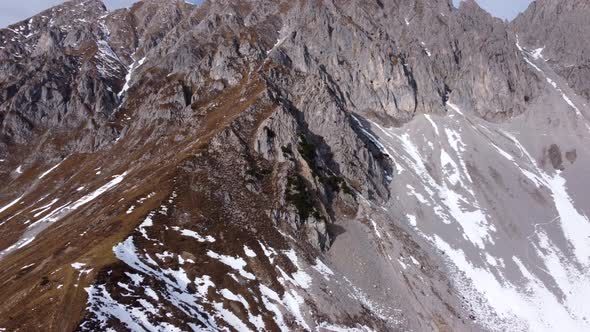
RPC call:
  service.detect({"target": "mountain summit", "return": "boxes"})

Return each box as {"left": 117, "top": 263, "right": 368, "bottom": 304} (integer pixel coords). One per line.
{"left": 1, "top": 0, "right": 589, "bottom": 331}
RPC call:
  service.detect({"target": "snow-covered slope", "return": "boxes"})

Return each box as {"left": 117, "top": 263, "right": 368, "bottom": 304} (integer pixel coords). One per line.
{"left": 363, "top": 46, "right": 590, "bottom": 331}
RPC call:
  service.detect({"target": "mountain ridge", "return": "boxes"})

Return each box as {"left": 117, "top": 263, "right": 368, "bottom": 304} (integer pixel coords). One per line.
{"left": 0, "top": 0, "right": 589, "bottom": 331}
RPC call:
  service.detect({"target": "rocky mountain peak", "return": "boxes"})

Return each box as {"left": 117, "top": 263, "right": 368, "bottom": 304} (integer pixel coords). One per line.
{"left": 1, "top": 0, "right": 590, "bottom": 331}
{"left": 513, "top": 0, "right": 590, "bottom": 100}
{"left": 456, "top": 0, "right": 485, "bottom": 11}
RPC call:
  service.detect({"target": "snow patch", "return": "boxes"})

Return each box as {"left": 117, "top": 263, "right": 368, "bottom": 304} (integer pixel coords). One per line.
{"left": 0, "top": 194, "right": 25, "bottom": 215}
{"left": 283, "top": 249, "right": 312, "bottom": 289}
{"left": 71, "top": 262, "right": 87, "bottom": 270}
{"left": 407, "top": 214, "right": 417, "bottom": 227}
{"left": 206, "top": 250, "right": 255, "bottom": 280}
{"left": 173, "top": 227, "right": 215, "bottom": 243}
{"left": 39, "top": 160, "right": 65, "bottom": 179}
{"left": 243, "top": 245, "right": 256, "bottom": 258}
{"left": 312, "top": 258, "right": 334, "bottom": 281}
{"left": 531, "top": 47, "right": 544, "bottom": 60}
{"left": 1, "top": 173, "right": 126, "bottom": 257}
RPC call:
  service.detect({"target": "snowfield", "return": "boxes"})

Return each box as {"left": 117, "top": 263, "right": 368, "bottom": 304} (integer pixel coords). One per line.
{"left": 370, "top": 77, "right": 590, "bottom": 331}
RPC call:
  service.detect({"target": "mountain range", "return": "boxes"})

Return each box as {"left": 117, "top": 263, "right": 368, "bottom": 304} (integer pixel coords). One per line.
{"left": 0, "top": 0, "right": 589, "bottom": 331}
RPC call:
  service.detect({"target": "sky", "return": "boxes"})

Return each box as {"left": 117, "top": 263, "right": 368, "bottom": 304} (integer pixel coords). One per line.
{"left": 0, "top": 0, "right": 137, "bottom": 28}
{"left": 0, "top": 0, "right": 534, "bottom": 28}
{"left": 453, "top": 0, "right": 534, "bottom": 21}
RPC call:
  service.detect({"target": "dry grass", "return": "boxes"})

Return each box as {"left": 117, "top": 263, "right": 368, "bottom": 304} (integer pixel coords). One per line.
{"left": 0, "top": 65, "right": 282, "bottom": 330}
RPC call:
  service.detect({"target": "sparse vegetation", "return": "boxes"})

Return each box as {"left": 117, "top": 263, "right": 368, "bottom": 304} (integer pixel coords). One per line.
{"left": 246, "top": 165, "right": 272, "bottom": 182}
{"left": 281, "top": 145, "right": 293, "bottom": 157}
{"left": 295, "top": 134, "right": 354, "bottom": 199}
{"left": 286, "top": 174, "right": 321, "bottom": 221}
{"left": 297, "top": 134, "right": 316, "bottom": 165}
{"left": 326, "top": 175, "right": 353, "bottom": 196}
{"left": 265, "top": 127, "right": 276, "bottom": 139}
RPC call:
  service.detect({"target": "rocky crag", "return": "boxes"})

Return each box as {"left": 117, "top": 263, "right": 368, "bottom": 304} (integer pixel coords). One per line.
{"left": 513, "top": 0, "right": 590, "bottom": 101}
{"left": 0, "top": 0, "right": 589, "bottom": 331}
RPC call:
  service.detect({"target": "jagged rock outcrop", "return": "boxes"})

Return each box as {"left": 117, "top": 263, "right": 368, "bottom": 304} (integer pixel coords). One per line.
{"left": 1, "top": 0, "right": 589, "bottom": 331}
{"left": 0, "top": 0, "right": 115, "bottom": 149}
{"left": 267, "top": 0, "right": 540, "bottom": 124}
{"left": 513, "top": 0, "right": 590, "bottom": 101}
{"left": 0, "top": 0, "right": 194, "bottom": 157}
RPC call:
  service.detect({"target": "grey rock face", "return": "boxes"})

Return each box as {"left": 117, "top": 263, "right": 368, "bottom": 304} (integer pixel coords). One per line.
{"left": 0, "top": 0, "right": 192, "bottom": 156}
{"left": 271, "top": 0, "right": 539, "bottom": 124}
{"left": 1, "top": 0, "right": 589, "bottom": 331}
{"left": 513, "top": 0, "right": 590, "bottom": 101}
{"left": 0, "top": 0, "right": 112, "bottom": 146}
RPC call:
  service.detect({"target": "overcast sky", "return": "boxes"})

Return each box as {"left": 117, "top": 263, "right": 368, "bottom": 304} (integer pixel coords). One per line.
{"left": 1, "top": 0, "right": 533, "bottom": 28}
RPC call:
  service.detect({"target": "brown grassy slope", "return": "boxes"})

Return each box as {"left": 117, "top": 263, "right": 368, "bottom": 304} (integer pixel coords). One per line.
{"left": 0, "top": 72, "right": 274, "bottom": 331}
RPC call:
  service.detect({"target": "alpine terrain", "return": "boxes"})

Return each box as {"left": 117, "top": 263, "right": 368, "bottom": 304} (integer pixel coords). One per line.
{"left": 0, "top": 0, "right": 589, "bottom": 331}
